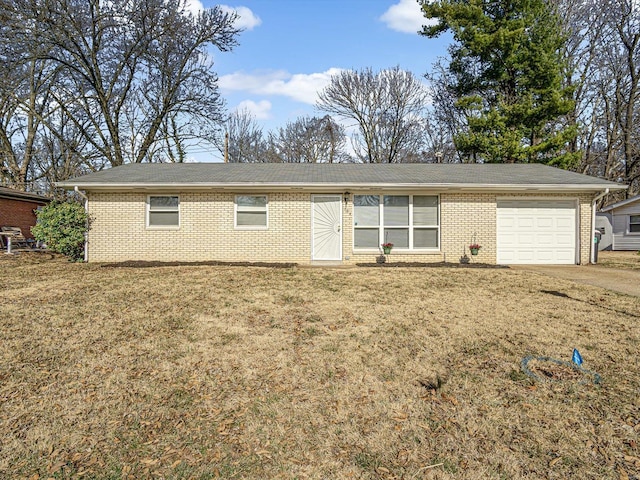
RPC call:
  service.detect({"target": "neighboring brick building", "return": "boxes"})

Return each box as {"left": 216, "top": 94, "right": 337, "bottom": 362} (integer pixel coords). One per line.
{"left": 57, "top": 163, "right": 624, "bottom": 265}
{"left": 0, "top": 187, "right": 51, "bottom": 245}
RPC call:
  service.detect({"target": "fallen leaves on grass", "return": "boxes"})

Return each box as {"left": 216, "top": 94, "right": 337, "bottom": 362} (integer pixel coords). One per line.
{"left": 0, "top": 256, "right": 638, "bottom": 479}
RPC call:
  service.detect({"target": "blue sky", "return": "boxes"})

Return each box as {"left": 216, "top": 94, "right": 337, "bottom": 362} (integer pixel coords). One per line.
{"left": 191, "top": 0, "right": 451, "bottom": 161}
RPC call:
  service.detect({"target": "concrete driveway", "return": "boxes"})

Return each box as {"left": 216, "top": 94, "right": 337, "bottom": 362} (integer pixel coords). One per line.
{"left": 513, "top": 264, "right": 640, "bottom": 297}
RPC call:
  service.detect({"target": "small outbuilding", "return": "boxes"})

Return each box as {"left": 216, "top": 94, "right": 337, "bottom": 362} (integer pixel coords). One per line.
{"left": 596, "top": 195, "right": 640, "bottom": 251}
{"left": 0, "top": 186, "right": 51, "bottom": 247}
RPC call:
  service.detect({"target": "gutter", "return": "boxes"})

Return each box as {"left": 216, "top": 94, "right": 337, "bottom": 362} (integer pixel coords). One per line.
{"left": 591, "top": 188, "right": 609, "bottom": 264}
{"left": 56, "top": 182, "right": 628, "bottom": 192}
{"left": 74, "top": 186, "right": 89, "bottom": 263}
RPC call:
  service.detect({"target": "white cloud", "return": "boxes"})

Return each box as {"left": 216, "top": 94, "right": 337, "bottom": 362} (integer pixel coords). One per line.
{"left": 380, "top": 0, "right": 436, "bottom": 34}
{"left": 219, "top": 5, "right": 262, "bottom": 31}
{"left": 219, "top": 68, "right": 343, "bottom": 105}
{"left": 184, "top": 1, "right": 262, "bottom": 33}
{"left": 185, "top": 0, "right": 204, "bottom": 16}
{"left": 236, "top": 99, "right": 272, "bottom": 119}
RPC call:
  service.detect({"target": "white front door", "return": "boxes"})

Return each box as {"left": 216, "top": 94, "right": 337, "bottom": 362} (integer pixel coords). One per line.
{"left": 312, "top": 195, "right": 342, "bottom": 260}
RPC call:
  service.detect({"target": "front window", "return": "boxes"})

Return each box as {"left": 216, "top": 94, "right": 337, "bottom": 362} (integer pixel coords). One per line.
{"left": 353, "top": 194, "right": 439, "bottom": 250}
{"left": 630, "top": 215, "right": 640, "bottom": 233}
{"left": 235, "top": 195, "right": 268, "bottom": 229}
{"left": 353, "top": 195, "right": 380, "bottom": 248}
{"left": 148, "top": 196, "right": 179, "bottom": 228}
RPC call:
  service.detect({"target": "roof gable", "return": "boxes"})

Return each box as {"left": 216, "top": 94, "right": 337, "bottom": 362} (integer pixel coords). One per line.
{"left": 600, "top": 194, "right": 640, "bottom": 212}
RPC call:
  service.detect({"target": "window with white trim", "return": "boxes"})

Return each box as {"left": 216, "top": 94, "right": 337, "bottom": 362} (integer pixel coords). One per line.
{"left": 353, "top": 194, "right": 439, "bottom": 249}
{"left": 235, "top": 195, "right": 268, "bottom": 229}
{"left": 147, "top": 196, "right": 179, "bottom": 228}
{"left": 629, "top": 215, "right": 640, "bottom": 233}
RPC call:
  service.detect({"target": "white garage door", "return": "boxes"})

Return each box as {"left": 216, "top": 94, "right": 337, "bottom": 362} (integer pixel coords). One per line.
{"left": 497, "top": 199, "right": 577, "bottom": 264}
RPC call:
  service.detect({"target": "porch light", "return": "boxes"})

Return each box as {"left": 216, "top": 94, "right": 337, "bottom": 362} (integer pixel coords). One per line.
{"left": 344, "top": 192, "right": 350, "bottom": 204}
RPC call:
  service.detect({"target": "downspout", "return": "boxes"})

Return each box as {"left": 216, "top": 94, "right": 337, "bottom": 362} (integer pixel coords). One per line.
{"left": 591, "top": 188, "right": 609, "bottom": 264}
{"left": 74, "top": 186, "right": 89, "bottom": 262}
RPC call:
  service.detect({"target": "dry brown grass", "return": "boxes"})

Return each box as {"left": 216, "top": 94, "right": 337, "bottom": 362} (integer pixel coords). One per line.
{"left": 598, "top": 251, "right": 640, "bottom": 270}
{"left": 1, "top": 252, "right": 639, "bottom": 479}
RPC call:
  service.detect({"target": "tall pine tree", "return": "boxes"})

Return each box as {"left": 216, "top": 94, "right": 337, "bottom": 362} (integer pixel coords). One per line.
{"left": 421, "top": 0, "right": 578, "bottom": 167}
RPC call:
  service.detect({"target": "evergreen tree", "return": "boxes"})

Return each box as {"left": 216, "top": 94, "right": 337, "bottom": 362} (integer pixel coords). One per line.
{"left": 421, "top": 0, "right": 578, "bottom": 167}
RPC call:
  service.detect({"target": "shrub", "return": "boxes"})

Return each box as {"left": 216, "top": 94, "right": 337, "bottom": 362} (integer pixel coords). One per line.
{"left": 32, "top": 201, "right": 90, "bottom": 261}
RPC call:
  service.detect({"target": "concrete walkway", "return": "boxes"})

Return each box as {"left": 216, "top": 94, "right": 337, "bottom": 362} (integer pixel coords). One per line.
{"left": 513, "top": 265, "right": 640, "bottom": 297}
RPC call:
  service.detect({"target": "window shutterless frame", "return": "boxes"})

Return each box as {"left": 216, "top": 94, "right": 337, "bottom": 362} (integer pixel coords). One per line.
{"left": 629, "top": 215, "right": 640, "bottom": 234}
{"left": 352, "top": 194, "right": 440, "bottom": 251}
{"left": 234, "top": 195, "right": 268, "bottom": 230}
{"left": 147, "top": 195, "right": 180, "bottom": 229}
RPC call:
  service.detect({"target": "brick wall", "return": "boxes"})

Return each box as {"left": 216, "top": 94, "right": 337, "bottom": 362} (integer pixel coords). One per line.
{"left": 579, "top": 194, "right": 593, "bottom": 265}
{"left": 0, "top": 198, "right": 44, "bottom": 240}
{"left": 87, "top": 191, "right": 312, "bottom": 262}
{"left": 86, "top": 190, "right": 594, "bottom": 265}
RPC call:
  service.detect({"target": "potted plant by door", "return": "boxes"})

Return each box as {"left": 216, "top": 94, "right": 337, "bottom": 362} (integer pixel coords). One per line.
{"left": 469, "top": 243, "right": 481, "bottom": 255}
{"left": 381, "top": 242, "right": 394, "bottom": 254}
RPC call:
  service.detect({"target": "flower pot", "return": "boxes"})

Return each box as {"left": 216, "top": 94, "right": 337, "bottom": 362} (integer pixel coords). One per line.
{"left": 383, "top": 247, "right": 392, "bottom": 254}
{"left": 470, "top": 248, "right": 479, "bottom": 255}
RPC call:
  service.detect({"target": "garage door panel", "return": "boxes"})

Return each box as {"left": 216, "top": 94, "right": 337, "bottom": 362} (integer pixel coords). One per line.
{"left": 536, "top": 217, "right": 554, "bottom": 229}
{"left": 497, "top": 199, "right": 577, "bottom": 265}
{"left": 536, "top": 235, "right": 554, "bottom": 246}
{"left": 556, "top": 217, "right": 574, "bottom": 228}
{"left": 500, "top": 217, "right": 516, "bottom": 228}
{"left": 536, "top": 250, "right": 556, "bottom": 262}
{"left": 515, "top": 250, "right": 535, "bottom": 261}
{"left": 517, "top": 234, "right": 535, "bottom": 245}
{"left": 517, "top": 217, "right": 535, "bottom": 228}
{"left": 555, "top": 250, "right": 576, "bottom": 262}
{"left": 555, "top": 233, "right": 574, "bottom": 247}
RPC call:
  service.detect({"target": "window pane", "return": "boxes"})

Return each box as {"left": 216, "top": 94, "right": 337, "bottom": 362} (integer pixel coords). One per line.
{"left": 354, "top": 228, "right": 379, "bottom": 248}
{"left": 414, "top": 228, "right": 438, "bottom": 248}
{"left": 237, "top": 212, "right": 267, "bottom": 226}
{"left": 384, "top": 196, "right": 409, "bottom": 226}
{"left": 383, "top": 228, "right": 409, "bottom": 248}
{"left": 354, "top": 195, "right": 379, "bottom": 226}
{"left": 150, "top": 196, "right": 179, "bottom": 209}
{"left": 630, "top": 224, "right": 640, "bottom": 233}
{"left": 149, "top": 211, "right": 179, "bottom": 226}
{"left": 631, "top": 215, "right": 640, "bottom": 223}
{"left": 414, "top": 196, "right": 438, "bottom": 226}
{"left": 237, "top": 195, "right": 266, "bottom": 208}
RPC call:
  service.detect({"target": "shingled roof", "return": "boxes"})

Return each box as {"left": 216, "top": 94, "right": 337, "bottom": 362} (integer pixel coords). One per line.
{"left": 56, "top": 162, "right": 624, "bottom": 192}
{"left": 0, "top": 186, "right": 51, "bottom": 202}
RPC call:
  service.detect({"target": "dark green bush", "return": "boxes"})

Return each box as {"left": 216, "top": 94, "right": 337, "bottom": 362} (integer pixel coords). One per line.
{"left": 32, "top": 201, "right": 90, "bottom": 261}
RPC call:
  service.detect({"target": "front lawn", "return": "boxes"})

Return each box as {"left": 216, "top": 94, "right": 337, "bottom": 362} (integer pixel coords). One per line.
{"left": 597, "top": 250, "right": 640, "bottom": 270}
{"left": 0, "top": 254, "right": 638, "bottom": 479}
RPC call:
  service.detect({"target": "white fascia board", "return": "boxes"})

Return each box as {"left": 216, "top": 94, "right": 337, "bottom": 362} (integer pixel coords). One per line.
{"left": 56, "top": 182, "right": 626, "bottom": 192}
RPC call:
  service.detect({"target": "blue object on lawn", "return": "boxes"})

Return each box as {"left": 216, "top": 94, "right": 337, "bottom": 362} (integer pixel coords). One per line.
{"left": 572, "top": 348, "right": 583, "bottom": 366}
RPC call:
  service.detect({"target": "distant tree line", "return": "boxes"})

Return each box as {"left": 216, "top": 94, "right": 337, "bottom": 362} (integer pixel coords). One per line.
{"left": 221, "top": 111, "right": 351, "bottom": 164}
{"left": 221, "top": 66, "right": 433, "bottom": 164}
{"left": 1, "top": 0, "right": 638, "bottom": 200}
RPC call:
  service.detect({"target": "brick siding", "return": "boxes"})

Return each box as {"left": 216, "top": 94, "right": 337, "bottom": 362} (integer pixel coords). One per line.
{"left": 86, "top": 191, "right": 594, "bottom": 265}
{"left": 0, "top": 198, "right": 44, "bottom": 241}
{"left": 87, "top": 192, "right": 311, "bottom": 262}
